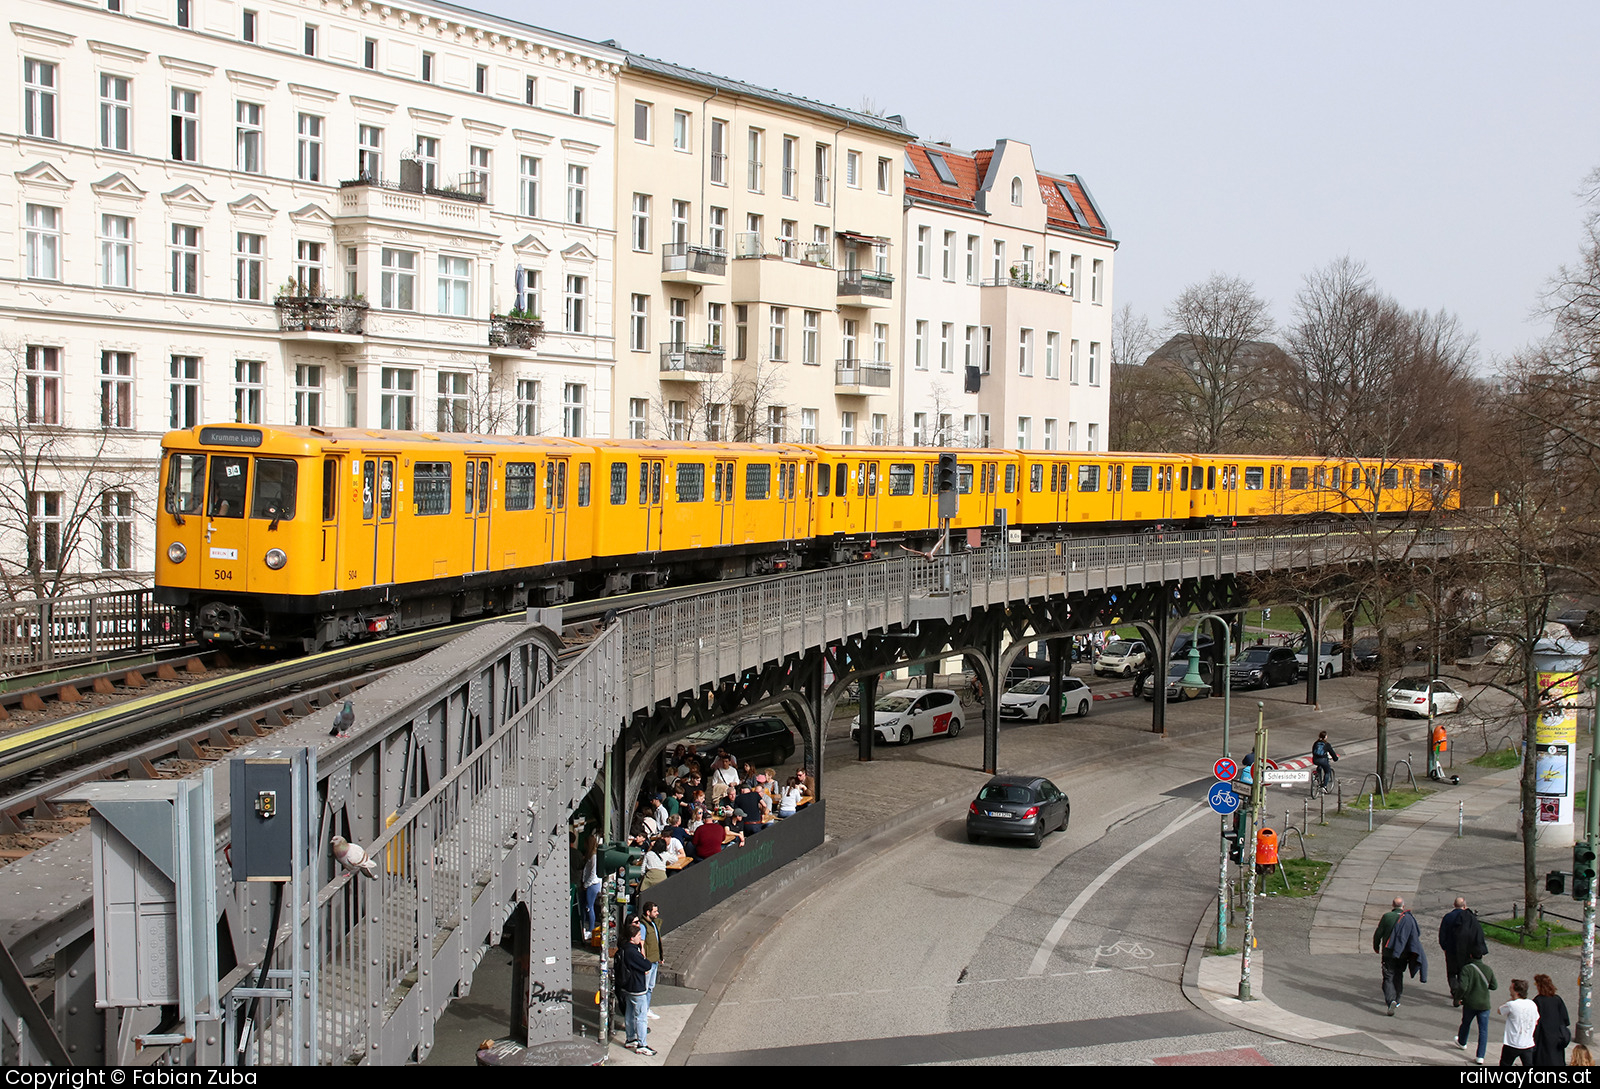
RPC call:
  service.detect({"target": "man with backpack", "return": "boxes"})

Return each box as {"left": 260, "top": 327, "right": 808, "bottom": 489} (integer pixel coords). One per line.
{"left": 1311, "top": 731, "right": 1339, "bottom": 790}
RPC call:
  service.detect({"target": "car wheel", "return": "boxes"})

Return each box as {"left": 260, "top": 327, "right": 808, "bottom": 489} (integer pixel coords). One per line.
{"left": 947, "top": 717, "right": 962, "bottom": 738}
{"left": 1323, "top": 665, "right": 1333, "bottom": 679}
{"left": 899, "top": 726, "right": 913, "bottom": 745}
{"left": 1035, "top": 705, "right": 1049, "bottom": 724}
{"left": 1063, "top": 805, "right": 1071, "bottom": 830}
{"left": 1077, "top": 699, "right": 1090, "bottom": 717}
{"left": 1030, "top": 827, "right": 1043, "bottom": 849}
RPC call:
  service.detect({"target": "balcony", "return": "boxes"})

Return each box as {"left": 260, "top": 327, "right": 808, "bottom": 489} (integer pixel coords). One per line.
{"left": 835, "top": 358, "right": 892, "bottom": 394}
{"left": 710, "top": 152, "right": 727, "bottom": 185}
{"left": 734, "top": 231, "right": 765, "bottom": 259}
{"left": 981, "top": 262, "right": 1067, "bottom": 294}
{"left": 660, "top": 342, "right": 725, "bottom": 381}
{"left": 661, "top": 242, "right": 727, "bottom": 285}
{"left": 837, "top": 268, "right": 894, "bottom": 308}
{"left": 275, "top": 294, "right": 367, "bottom": 342}
{"left": 489, "top": 313, "right": 544, "bottom": 353}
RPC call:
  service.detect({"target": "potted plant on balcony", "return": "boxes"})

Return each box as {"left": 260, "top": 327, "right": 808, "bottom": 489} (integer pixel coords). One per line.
{"left": 490, "top": 306, "right": 544, "bottom": 349}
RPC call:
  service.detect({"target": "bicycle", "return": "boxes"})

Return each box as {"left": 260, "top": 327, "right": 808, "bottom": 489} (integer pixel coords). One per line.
{"left": 1310, "top": 761, "right": 1335, "bottom": 799}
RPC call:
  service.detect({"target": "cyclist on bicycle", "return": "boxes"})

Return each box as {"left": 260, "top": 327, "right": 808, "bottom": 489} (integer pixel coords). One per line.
{"left": 1311, "top": 731, "right": 1339, "bottom": 789}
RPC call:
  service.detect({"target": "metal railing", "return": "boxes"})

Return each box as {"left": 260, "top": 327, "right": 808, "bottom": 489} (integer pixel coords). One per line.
{"left": 836, "top": 359, "right": 893, "bottom": 388}
{"left": 660, "top": 342, "right": 726, "bottom": 375}
{"left": 0, "top": 588, "right": 187, "bottom": 671}
{"left": 838, "top": 268, "right": 894, "bottom": 299}
{"left": 734, "top": 231, "right": 765, "bottom": 259}
{"left": 275, "top": 296, "right": 368, "bottom": 336}
{"left": 661, "top": 242, "right": 728, "bottom": 277}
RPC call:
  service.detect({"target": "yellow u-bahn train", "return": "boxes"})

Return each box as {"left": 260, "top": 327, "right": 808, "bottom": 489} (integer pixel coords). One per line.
{"left": 154, "top": 425, "right": 1460, "bottom": 651}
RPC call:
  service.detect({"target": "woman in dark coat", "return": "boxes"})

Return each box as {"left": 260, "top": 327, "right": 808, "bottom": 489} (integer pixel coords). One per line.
{"left": 1532, "top": 973, "right": 1571, "bottom": 1067}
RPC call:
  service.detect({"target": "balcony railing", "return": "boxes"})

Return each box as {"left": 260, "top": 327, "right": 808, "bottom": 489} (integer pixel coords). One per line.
{"left": 275, "top": 294, "right": 368, "bottom": 335}
{"left": 734, "top": 231, "right": 765, "bottom": 259}
{"left": 837, "top": 268, "right": 894, "bottom": 300}
{"left": 802, "top": 242, "right": 831, "bottom": 265}
{"left": 981, "top": 262, "right": 1067, "bottom": 293}
{"left": 710, "top": 152, "right": 727, "bottom": 184}
{"left": 814, "top": 173, "right": 829, "bottom": 204}
{"left": 835, "top": 359, "right": 892, "bottom": 388}
{"left": 661, "top": 242, "right": 727, "bottom": 277}
{"left": 661, "top": 342, "right": 726, "bottom": 375}
{"left": 781, "top": 167, "right": 797, "bottom": 197}
{"left": 489, "top": 314, "right": 545, "bottom": 350}
{"left": 340, "top": 168, "right": 486, "bottom": 204}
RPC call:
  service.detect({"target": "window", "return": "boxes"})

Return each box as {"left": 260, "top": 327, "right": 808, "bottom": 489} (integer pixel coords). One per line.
{"left": 294, "top": 363, "right": 322, "bottom": 426}
{"left": 414, "top": 136, "right": 439, "bottom": 189}
{"left": 667, "top": 297, "right": 686, "bottom": 348}
{"left": 25, "top": 347, "right": 61, "bottom": 425}
{"left": 233, "top": 101, "right": 264, "bottom": 173}
{"left": 32, "top": 492, "right": 63, "bottom": 571}
{"left": 566, "top": 165, "right": 587, "bottom": 224}
{"left": 1018, "top": 328, "right": 1033, "bottom": 375}
{"left": 814, "top": 143, "right": 829, "bottom": 203}
{"left": 231, "top": 359, "right": 262, "bottom": 423}
{"left": 802, "top": 311, "right": 819, "bottom": 365}
{"left": 769, "top": 306, "right": 787, "bottom": 361}
{"left": 100, "top": 492, "right": 135, "bottom": 571}
{"left": 706, "top": 302, "right": 725, "bottom": 349}
{"left": 475, "top": 64, "right": 487, "bottom": 95}
{"left": 1069, "top": 255, "right": 1081, "bottom": 298}
{"left": 842, "top": 318, "right": 858, "bottom": 362}
{"left": 1244, "top": 466, "right": 1265, "bottom": 490}
{"left": 380, "top": 367, "right": 415, "bottom": 429}
{"left": 914, "top": 321, "right": 928, "bottom": 370}
{"left": 627, "top": 397, "right": 647, "bottom": 439}
{"left": 981, "top": 326, "right": 992, "bottom": 374}
{"left": 671, "top": 199, "right": 690, "bottom": 247}
{"left": 766, "top": 406, "right": 785, "bottom": 443}
{"left": 516, "top": 379, "right": 540, "bottom": 435}
{"left": 1010, "top": 176, "right": 1022, "bottom": 205}
{"left": 1087, "top": 422, "right": 1099, "bottom": 452}
{"left": 747, "top": 128, "right": 764, "bottom": 192}
{"left": 1077, "top": 464, "right": 1100, "bottom": 492}
{"left": 1044, "top": 419, "right": 1057, "bottom": 451}
{"left": 413, "top": 463, "right": 450, "bottom": 515}
{"left": 468, "top": 146, "right": 490, "bottom": 201}
{"left": 801, "top": 408, "right": 818, "bottom": 443}
{"left": 242, "top": 9, "right": 257, "bottom": 41}
{"left": 846, "top": 150, "right": 860, "bottom": 188}
{"left": 666, "top": 400, "right": 685, "bottom": 440}
{"left": 23, "top": 205, "right": 60, "bottom": 281}
{"left": 1046, "top": 332, "right": 1060, "bottom": 379}
{"left": 170, "top": 224, "right": 201, "bottom": 295}
{"left": 781, "top": 136, "right": 797, "bottom": 197}
{"left": 100, "top": 215, "right": 133, "bottom": 289}
{"left": 629, "top": 294, "right": 648, "bottom": 352}
{"left": 874, "top": 323, "right": 888, "bottom": 363}
{"left": 24, "top": 60, "right": 58, "bottom": 140}
{"left": 1091, "top": 259, "right": 1104, "bottom": 303}
{"left": 436, "top": 255, "right": 470, "bottom": 316}
{"left": 295, "top": 240, "right": 324, "bottom": 294}
{"left": 562, "top": 383, "right": 584, "bottom": 437}
{"left": 344, "top": 246, "right": 360, "bottom": 297}
{"left": 357, "top": 125, "right": 382, "bottom": 181}
{"left": 940, "top": 231, "right": 956, "bottom": 281}
{"left": 839, "top": 411, "right": 856, "bottom": 444}
{"left": 706, "top": 403, "right": 725, "bottom": 441}
{"left": 525, "top": 76, "right": 537, "bottom": 106}
{"left": 710, "top": 119, "right": 728, "bottom": 184}
{"left": 915, "top": 226, "right": 930, "bottom": 277}
{"left": 966, "top": 235, "right": 979, "bottom": 284}
{"left": 709, "top": 206, "right": 726, "bottom": 252}
{"left": 778, "top": 218, "right": 796, "bottom": 258}
{"left": 519, "top": 156, "right": 540, "bottom": 217}
{"left": 1017, "top": 417, "right": 1032, "bottom": 449}
{"left": 437, "top": 371, "right": 470, "bottom": 431}
{"left": 1067, "top": 421, "right": 1078, "bottom": 451}
{"left": 95, "top": 351, "right": 134, "bottom": 430}
{"left": 1070, "top": 340, "right": 1081, "bottom": 384}
{"left": 878, "top": 156, "right": 892, "bottom": 193}
{"left": 297, "top": 113, "right": 323, "bottom": 182}
{"left": 176, "top": 0, "right": 191, "bottom": 28}
{"left": 1131, "top": 465, "right": 1152, "bottom": 491}
{"left": 302, "top": 24, "right": 318, "bottom": 57}
{"left": 992, "top": 240, "right": 1005, "bottom": 282}
{"left": 912, "top": 413, "right": 928, "bottom": 445}
{"left": 633, "top": 100, "right": 652, "bottom": 143}
{"left": 734, "top": 304, "right": 748, "bottom": 360}
{"left": 100, "top": 75, "right": 131, "bottom": 151}
{"left": 675, "top": 462, "right": 705, "bottom": 503}
{"left": 564, "top": 275, "right": 586, "bottom": 333}
{"left": 673, "top": 110, "right": 690, "bottom": 151}
{"left": 170, "top": 89, "right": 200, "bottom": 162}
{"left": 363, "top": 38, "right": 377, "bottom": 70}
{"left": 571, "top": 85, "right": 584, "bottom": 116}
{"left": 1048, "top": 251, "right": 1061, "bottom": 286}
{"left": 421, "top": 51, "right": 434, "bottom": 83}
{"left": 940, "top": 324, "right": 954, "bottom": 373}
{"left": 1290, "top": 467, "right": 1309, "bottom": 490}
{"left": 344, "top": 366, "right": 359, "bottom": 426}
{"left": 380, "top": 248, "right": 416, "bottom": 310}
{"left": 169, "top": 355, "right": 200, "bottom": 428}
{"left": 870, "top": 414, "right": 886, "bottom": 445}
{"left": 1088, "top": 342, "right": 1101, "bottom": 385}
{"left": 964, "top": 326, "right": 977, "bottom": 370}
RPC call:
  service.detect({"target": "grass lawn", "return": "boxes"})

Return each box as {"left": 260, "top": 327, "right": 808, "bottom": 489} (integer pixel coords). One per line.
{"left": 1261, "top": 857, "right": 1332, "bottom": 898}
{"left": 1348, "top": 788, "right": 1434, "bottom": 811}
{"left": 1472, "top": 747, "right": 1522, "bottom": 770}
{"left": 1483, "top": 916, "right": 1585, "bottom": 951}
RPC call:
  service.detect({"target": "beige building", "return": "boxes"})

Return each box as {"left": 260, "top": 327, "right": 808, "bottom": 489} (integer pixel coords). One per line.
{"left": 613, "top": 54, "right": 913, "bottom": 445}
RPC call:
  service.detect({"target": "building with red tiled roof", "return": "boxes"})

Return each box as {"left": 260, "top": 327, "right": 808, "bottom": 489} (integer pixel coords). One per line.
{"left": 899, "top": 139, "right": 1116, "bottom": 454}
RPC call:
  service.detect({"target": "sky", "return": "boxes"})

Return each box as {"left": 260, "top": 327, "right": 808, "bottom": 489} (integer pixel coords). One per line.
{"left": 481, "top": 0, "right": 1600, "bottom": 370}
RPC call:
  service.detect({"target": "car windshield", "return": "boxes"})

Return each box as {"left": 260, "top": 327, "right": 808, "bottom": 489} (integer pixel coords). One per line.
{"left": 1010, "top": 678, "right": 1050, "bottom": 694}
{"left": 977, "top": 784, "right": 1034, "bottom": 804}
{"left": 1390, "top": 678, "right": 1430, "bottom": 693}
{"left": 1104, "top": 641, "right": 1138, "bottom": 656}
{"left": 875, "top": 696, "right": 915, "bottom": 713}
{"left": 1241, "top": 648, "right": 1273, "bottom": 663}
{"left": 681, "top": 725, "right": 732, "bottom": 746}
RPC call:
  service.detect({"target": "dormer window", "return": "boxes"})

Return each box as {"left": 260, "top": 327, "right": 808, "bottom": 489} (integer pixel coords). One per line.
{"left": 1010, "top": 177, "right": 1022, "bottom": 205}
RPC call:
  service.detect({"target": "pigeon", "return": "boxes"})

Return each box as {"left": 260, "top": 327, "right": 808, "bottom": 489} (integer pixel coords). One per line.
{"left": 330, "top": 835, "right": 377, "bottom": 879}
{"left": 330, "top": 700, "right": 354, "bottom": 738}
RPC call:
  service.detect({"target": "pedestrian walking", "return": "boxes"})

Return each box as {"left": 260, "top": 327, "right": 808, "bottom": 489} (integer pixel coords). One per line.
{"left": 1372, "top": 896, "right": 1428, "bottom": 1014}
{"left": 640, "top": 901, "right": 665, "bottom": 1022}
{"left": 1531, "top": 974, "right": 1570, "bottom": 1068}
{"left": 1455, "top": 952, "right": 1497, "bottom": 1065}
{"left": 1439, "top": 897, "right": 1471, "bottom": 1005}
{"left": 1498, "top": 978, "right": 1538, "bottom": 1068}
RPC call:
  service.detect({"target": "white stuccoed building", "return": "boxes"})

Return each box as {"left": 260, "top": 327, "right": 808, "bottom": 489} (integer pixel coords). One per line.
{"left": 898, "top": 139, "right": 1116, "bottom": 452}
{"left": 1, "top": 0, "right": 622, "bottom": 586}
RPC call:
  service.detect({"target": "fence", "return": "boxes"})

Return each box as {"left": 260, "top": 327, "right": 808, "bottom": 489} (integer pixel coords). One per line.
{"left": 0, "top": 588, "right": 186, "bottom": 672}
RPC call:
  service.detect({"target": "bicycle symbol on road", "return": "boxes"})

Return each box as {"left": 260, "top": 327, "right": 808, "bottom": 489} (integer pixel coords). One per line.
{"left": 1095, "top": 940, "right": 1155, "bottom": 960}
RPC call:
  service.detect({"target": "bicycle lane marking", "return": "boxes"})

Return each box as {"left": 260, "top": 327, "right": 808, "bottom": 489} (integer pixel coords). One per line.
{"left": 1027, "top": 800, "right": 1210, "bottom": 976}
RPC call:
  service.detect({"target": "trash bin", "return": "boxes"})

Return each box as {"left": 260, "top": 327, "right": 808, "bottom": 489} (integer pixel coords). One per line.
{"left": 1255, "top": 827, "right": 1279, "bottom": 867}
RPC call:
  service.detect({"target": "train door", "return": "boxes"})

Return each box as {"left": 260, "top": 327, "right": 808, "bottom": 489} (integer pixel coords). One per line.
{"left": 861, "top": 460, "right": 881, "bottom": 536}
{"left": 203, "top": 453, "right": 250, "bottom": 590}
{"left": 321, "top": 456, "right": 341, "bottom": 591}
{"left": 780, "top": 460, "right": 801, "bottom": 539}
{"left": 464, "top": 458, "right": 491, "bottom": 571}
{"left": 714, "top": 460, "right": 736, "bottom": 545}
{"left": 544, "top": 457, "right": 568, "bottom": 562}
{"left": 1222, "top": 463, "right": 1239, "bottom": 519}
{"left": 640, "top": 458, "right": 665, "bottom": 551}
{"left": 361, "top": 456, "right": 397, "bottom": 584}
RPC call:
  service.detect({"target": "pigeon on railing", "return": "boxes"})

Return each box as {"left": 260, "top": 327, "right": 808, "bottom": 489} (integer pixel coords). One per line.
{"left": 331, "top": 835, "right": 377, "bottom": 879}
{"left": 330, "top": 699, "right": 355, "bottom": 738}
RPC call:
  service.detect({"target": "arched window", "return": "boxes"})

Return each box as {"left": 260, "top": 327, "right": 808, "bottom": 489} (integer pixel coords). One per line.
{"left": 1010, "top": 177, "right": 1022, "bottom": 205}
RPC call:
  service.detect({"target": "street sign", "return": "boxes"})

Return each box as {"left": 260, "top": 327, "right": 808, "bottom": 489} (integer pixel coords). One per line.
{"left": 1262, "top": 769, "right": 1311, "bottom": 784}
{"left": 1208, "top": 782, "right": 1243, "bottom": 815}
{"left": 1213, "top": 757, "right": 1239, "bottom": 782}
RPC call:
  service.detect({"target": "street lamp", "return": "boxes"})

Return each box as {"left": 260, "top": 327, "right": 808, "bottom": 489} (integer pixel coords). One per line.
{"left": 1187, "top": 610, "right": 1237, "bottom": 952}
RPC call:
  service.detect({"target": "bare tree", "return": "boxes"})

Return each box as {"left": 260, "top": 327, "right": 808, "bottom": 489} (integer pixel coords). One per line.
{"left": 1158, "top": 274, "right": 1281, "bottom": 451}
{"left": 723, "top": 356, "right": 788, "bottom": 443}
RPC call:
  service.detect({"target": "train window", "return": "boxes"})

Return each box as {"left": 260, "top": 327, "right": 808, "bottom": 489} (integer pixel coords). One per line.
{"left": 322, "top": 459, "right": 338, "bottom": 521}
{"left": 252, "top": 459, "right": 298, "bottom": 520}
{"left": 577, "top": 463, "right": 591, "bottom": 507}
{"left": 713, "top": 463, "right": 724, "bottom": 502}
{"left": 835, "top": 463, "right": 847, "bottom": 497}
{"left": 363, "top": 461, "right": 376, "bottom": 519}
{"left": 1290, "top": 467, "right": 1308, "bottom": 490}
{"left": 639, "top": 464, "right": 651, "bottom": 505}
{"left": 1244, "top": 467, "right": 1264, "bottom": 490}
{"left": 888, "top": 463, "right": 915, "bottom": 496}
{"left": 464, "top": 461, "right": 476, "bottom": 514}
{"left": 507, "top": 463, "right": 538, "bottom": 510}
{"left": 1003, "top": 465, "right": 1016, "bottom": 493}
{"left": 1330, "top": 467, "right": 1342, "bottom": 490}
{"left": 554, "top": 461, "right": 568, "bottom": 509}
{"left": 414, "top": 463, "right": 451, "bottom": 515}
{"left": 1130, "top": 466, "right": 1151, "bottom": 492}
{"left": 1077, "top": 464, "right": 1099, "bottom": 492}
{"left": 378, "top": 462, "right": 394, "bottom": 519}
{"left": 867, "top": 463, "right": 878, "bottom": 496}
{"left": 787, "top": 463, "right": 797, "bottom": 498}
{"left": 1270, "top": 466, "right": 1283, "bottom": 490}
{"left": 1206, "top": 465, "right": 1216, "bottom": 490}
{"left": 546, "top": 462, "right": 556, "bottom": 510}
{"left": 478, "top": 460, "right": 490, "bottom": 511}
{"left": 957, "top": 465, "right": 973, "bottom": 494}
{"left": 746, "top": 463, "right": 770, "bottom": 500}
{"left": 1178, "top": 466, "right": 1188, "bottom": 491}
{"left": 677, "top": 463, "right": 705, "bottom": 502}
{"left": 817, "top": 465, "right": 830, "bottom": 498}
{"left": 1382, "top": 468, "right": 1398, "bottom": 490}
{"left": 855, "top": 465, "right": 865, "bottom": 497}
{"left": 923, "top": 464, "right": 931, "bottom": 495}
{"left": 778, "top": 465, "right": 787, "bottom": 500}
{"left": 1419, "top": 467, "right": 1433, "bottom": 488}
{"left": 650, "top": 462, "right": 662, "bottom": 505}
{"left": 1226, "top": 466, "right": 1238, "bottom": 490}
{"left": 1030, "top": 465, "right": 1044, "bottom": 493}
{"left": 1050, "top": 464, "right": 1059, "bottom": 492}
{"left": 166, "top": 453, "right": 206, "bottom": 515}
{"left": 1111, "top": 465, "right": 1122, "bottom": 492}
{"left": 610, "top": 463, "right": 627, "bottom": 504}
{"left": 208, "top": 456, "right": 248, "bottom": 518}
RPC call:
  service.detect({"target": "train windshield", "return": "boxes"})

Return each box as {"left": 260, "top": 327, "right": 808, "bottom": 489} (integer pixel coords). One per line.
{"left": 251, "top": 459, "right": 298, "bottom": 521}
{"left": 165, "top": 453, "right": 206, "bottom": 514}
{"left": 208, "top": 456, "right": 248, "bottom": 518}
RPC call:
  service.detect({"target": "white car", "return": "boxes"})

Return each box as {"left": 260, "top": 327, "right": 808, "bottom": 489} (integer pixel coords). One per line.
{"left": 1295, "top": 643, "right": 1343, "bottom": 679}
{"left": 1384, "top": 677, "right": 1464, "bottom": 718}
{"left": 1000, "top": 677, "right": 1092, "bottom": 722}
{"left": 1094, "top": 640, "right": 1148, "bottom": 677}
{"left": 850, "top": 689, "right": 963, "bottom": 744}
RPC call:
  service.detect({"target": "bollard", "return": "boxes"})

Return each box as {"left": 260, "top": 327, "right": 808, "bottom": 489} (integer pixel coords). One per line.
{"left": 1459, "top": 800, "right": 1464, "bottom": 838}
{"left": 1368, "top": 791, "right": 1374, "bottom": 831}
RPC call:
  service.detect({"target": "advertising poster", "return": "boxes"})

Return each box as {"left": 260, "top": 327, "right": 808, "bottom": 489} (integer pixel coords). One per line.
{"left": 1536, "top": 743, "right": 1570, "bottom": 798}
{"left": 1536, "top": 671, "right": 1581, "bottom": 746}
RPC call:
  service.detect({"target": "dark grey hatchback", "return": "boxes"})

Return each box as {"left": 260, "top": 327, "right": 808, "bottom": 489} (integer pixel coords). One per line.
{"left": 966, "top": 775, "right": 1070, "bottom": 848}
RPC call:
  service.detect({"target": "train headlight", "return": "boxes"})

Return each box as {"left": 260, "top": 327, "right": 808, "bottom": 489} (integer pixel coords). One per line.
{"left": 264, "top": 548, "right": 287, "bottom": 570}
{"left": 167, "top": 542, "right": 186, "bottom": 564}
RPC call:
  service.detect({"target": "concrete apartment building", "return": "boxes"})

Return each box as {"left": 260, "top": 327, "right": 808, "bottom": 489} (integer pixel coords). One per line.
{"left": 613, "top": 54, "right": 913, "bottom": 445}
{"left": 1, "top": 0, "right": 622, "bottom": 580}
{"left": 898, "top": 139, "right": 1115, "bottom": 451}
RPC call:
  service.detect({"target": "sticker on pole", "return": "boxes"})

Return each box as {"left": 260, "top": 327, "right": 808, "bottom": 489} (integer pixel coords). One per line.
{"left": 1208, "top": 782, "right": 1243, "bottom": 815}
{"left": 1213, "top": 757, "right": 1239, "bottom": 782}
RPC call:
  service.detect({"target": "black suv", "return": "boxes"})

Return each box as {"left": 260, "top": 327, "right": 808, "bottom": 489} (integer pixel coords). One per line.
{"left": 1228, "top": 645, "right": 1300, "bottom": 689}
{"left": 680, "top": 716, "right": 797, "bottom": 768}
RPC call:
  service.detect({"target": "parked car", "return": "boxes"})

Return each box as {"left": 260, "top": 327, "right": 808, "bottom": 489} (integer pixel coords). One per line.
{"left": 1229, "top": 645, "right": 1300, "bottom": 689}
{"left": 680, "top": 715, "right": 796, "bottom": 767}
{"left": 1171, "top": 634, "right": 1216, "bottom": 659}
{"left": 1144, "top": 659, "right": 1215, "bottom": 702}
{"left": 999, "top": 677, "right": 1092, "bottom": 722}
{"left": 851, "top": 689, "right": 963, "bottom": 745}
{"left": 1555, "top": 609, "right": 1594, "bottom": 637}
{"left": 1094, "top": 640, "right": 1148, "bottom": 678}
{"left": 1007, "top": 656, "right": 1054, "bottom": 684}
{"left": 1383, "top": 677, "right": 1464, "bottom": 718}
{"left": 1295, "top": 642, "right": 1343, "bottom": 679}
{"left": 966, "top": 774, "right": 1070, "bottom": 847}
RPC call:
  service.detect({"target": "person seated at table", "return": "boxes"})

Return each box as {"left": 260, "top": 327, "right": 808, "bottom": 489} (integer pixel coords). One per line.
{"left": 639, "top": 837, "right": 670, "bottom": 890}
{"left": 758, "top": 771, "right": 779, "bottom": 808}
{"left": 664, "top": 813, "right": 692, "bottom": 853}
{"left": 709, "top": 755, "right": 740, "bottom": 805}
{"left": 794, "top": 768, "right": 815, "bottom": 803}
{"left": 734, "top": 782, "right": 767, "bottom": 836}
{"left": 659, "top": 830, "right": 687, "bottom": 867}
{"left": 665, "top": 783, "right": 685, "bottom": 821}
{"left": 692, "top": 814, "right": 742, "bottom": 857}
{"left": 778, "top": 775, "right": 804, "bottom": 818}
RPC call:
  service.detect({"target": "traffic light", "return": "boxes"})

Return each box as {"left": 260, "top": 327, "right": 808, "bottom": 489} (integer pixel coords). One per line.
{"left": 1574, "top": 843, "right": 1596, "bottom": 901}
{"left": 1226, "top": 811, "right": 1246, "bottom": 863}
{"left": 1547, "top": 870, "right": 1567, "bottom": 896}
{"left": 936, "top": 452, "right": 958, "bottom": 494}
